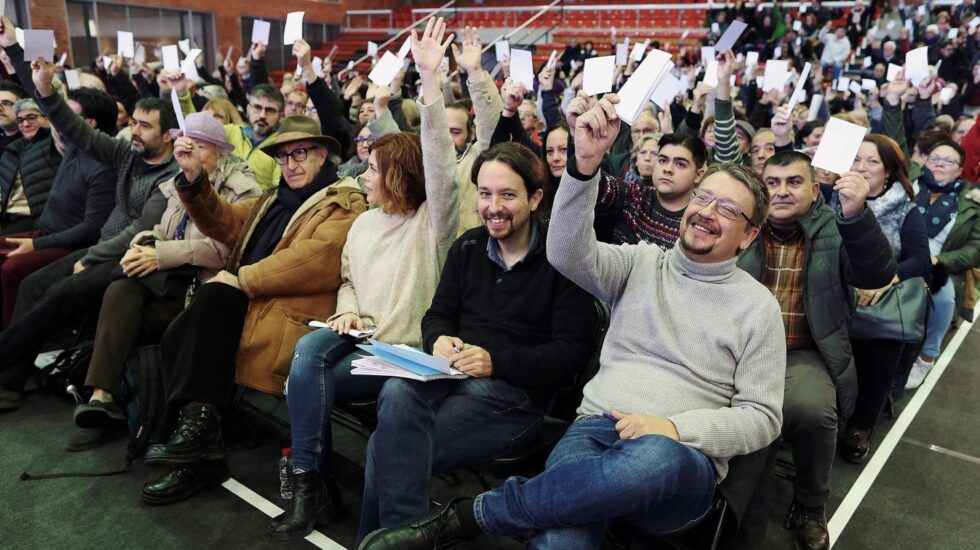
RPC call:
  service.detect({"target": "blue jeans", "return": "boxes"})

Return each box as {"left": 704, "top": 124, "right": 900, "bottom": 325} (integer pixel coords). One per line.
{"left": 286, "top": 329, "right": 387, "bottom": 472}
{"left": 922, "top": 278, "right": 956, "bottom": 358}
{"left": 357, "top": 376, "right": 541, "bottom": 540}
{"left": 473, "top": 415, "right": 717, "bottom": 550}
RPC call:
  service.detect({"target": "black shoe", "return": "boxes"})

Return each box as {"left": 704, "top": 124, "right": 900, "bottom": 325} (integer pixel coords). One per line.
{"left": 144, "top": 402, "right": 226, "bottom": 466}
{"left": 269, "top": 470, "right": 344, "bottom": 540}
{"left": 357, "top": 498, "right": 478, "bottom": 550}
{"left": 840, "top": 427, "right": 871, "bottom": 464}
{"left": 784, "top": 501, "right": 829, "bottom": 550}
{"left": 65, "top": 427, "right": 106, "bottom": 452}
{"left": 0, "top": 387, "right": 22, "bottom": 411}
{"left": 74, "top": 399, "right": 126, "bottom": 429}
{"left": 141, "top": 461, "right": 230, "bottom": 505}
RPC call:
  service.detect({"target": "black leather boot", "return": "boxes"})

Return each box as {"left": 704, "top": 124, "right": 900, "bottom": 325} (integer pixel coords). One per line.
{"left": 357, "top": 497, "right": 480, "bottom": 550}
{"left": 144, "top": 402, "right": 226, "bottom": 466}
{"left": 141, "top": 461, "right": 230, "bottom": 505}
{"left": 784, "top": 501, "right": 830, "bottom": 550}
{"left": 269, "top": 470, "right": 344, "bottom": 540}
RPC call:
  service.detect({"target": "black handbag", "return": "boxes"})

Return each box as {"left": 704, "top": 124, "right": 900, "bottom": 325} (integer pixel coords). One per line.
{"left": 851, "top": 277, "right": 929, "bottom": 342}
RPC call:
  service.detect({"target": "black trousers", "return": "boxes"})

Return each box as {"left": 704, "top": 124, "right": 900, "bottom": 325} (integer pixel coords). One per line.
{"left": 0, "top": 250, "right": 112, "bottom": 392}
{"left": 85, "top": 277, "right": 188, "bottom": 391}
{"left": 850, "top": 338, "right": 906, "bottom": 431}
{"left": 160, "top": 282, "right": 249, "bottom": 407}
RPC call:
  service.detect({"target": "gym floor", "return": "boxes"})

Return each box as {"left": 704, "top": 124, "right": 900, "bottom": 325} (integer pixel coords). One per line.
{"left": 1, "top": 315, "right": 976, "bottom": 550}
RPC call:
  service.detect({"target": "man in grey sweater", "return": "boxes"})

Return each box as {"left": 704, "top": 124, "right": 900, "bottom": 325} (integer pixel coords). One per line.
{"left": 358, "top": 96, "right": 787, "bottom": 550}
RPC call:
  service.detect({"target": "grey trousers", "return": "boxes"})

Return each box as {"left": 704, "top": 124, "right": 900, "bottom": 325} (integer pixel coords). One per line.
{"left": 783, "top": 348, "right": 838, "bottom": 507}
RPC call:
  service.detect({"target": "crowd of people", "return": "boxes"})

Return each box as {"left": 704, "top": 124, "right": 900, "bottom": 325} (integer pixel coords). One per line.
{"left": 0, "top": 0, "right": 978, "bottom": 548}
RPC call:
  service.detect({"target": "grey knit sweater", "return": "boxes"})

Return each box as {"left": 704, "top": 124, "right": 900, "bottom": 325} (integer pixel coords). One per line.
{"left": 547, "top": 169, "right": 787, "bottom": 480}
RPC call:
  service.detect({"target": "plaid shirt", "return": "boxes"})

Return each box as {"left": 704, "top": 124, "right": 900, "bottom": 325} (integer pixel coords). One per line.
{"left": 762, "top": 227, "right": 813, "bottom": 350}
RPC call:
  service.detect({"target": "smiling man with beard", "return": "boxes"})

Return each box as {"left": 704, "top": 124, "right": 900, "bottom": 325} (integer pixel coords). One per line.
{"left": 358, "top": 94, "right": 786, "bottom": 550}
{"left": 355, "top": 140, "right": 597, "bottom": 543}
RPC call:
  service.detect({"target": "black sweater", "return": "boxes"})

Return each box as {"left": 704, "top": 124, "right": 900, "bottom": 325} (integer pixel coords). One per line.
{"left": 421, "top": 224, "right": 598, "bottom": 405}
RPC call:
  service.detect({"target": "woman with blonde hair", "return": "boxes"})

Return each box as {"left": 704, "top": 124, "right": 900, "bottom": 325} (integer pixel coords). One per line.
{"left": 202, "top": 98, "right": 243, "bottom": 126}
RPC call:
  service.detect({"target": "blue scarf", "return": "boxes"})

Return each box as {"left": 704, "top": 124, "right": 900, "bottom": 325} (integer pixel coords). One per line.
{"left": 914, "top": 168, "right": 963, "bottom": 238}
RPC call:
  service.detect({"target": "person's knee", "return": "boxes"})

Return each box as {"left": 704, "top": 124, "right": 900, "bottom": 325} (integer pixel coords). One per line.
{"left": 377, "top": 379, "right": 424, "bottom": 419}
{"left": 784, "top": 390, "right": 838, "bottom": 432}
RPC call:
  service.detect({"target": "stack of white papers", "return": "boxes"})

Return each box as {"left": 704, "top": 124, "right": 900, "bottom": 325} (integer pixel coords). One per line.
{"left": 351, "top": 340, "right": 468, "bottom": 382}
{"left": 615, "top": 49, "right": 673, "bottom": 125}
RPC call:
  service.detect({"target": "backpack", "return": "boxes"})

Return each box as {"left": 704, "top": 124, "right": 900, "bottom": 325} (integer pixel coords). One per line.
{"left": 21, "top": 345, "right": 170, "bottom": 481}
{"left": 34, "top": 342, "right": 95, "bottom": 404}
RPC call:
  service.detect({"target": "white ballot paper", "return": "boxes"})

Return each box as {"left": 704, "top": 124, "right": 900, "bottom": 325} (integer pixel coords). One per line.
{"left": 904, "top": 46, "right": 929, "bottom": 86}
{"left": 863, "top": 56, "right": 872, "bottom": 69}
{"left": 630, "top": 39, "right": 649, "bottom": 62}
{"left": 702, "top": 60, "right": 719, "bottom": 87}
{"left": 807, "top": 94, "right": 823, "bottom": 121}
{"left": 886, "top": 63, "right": 903, "bottom": 82}
{"left": 367, "top": 51, "right": 403, "bottom": 87}
{"left": 546, "top": 49, "right": 559, "bottom": 69}
{"left": 283, "top": 12, "right": 304, "bottom": 46}
{"left": 181, "top": 49, "right": 202, "bottom": 82}
{"left": 509, "top": 49, "right": 535, "bottom": 90}
{"left": 715, "top": 21, "right": 748, "bottom": 52}
{"left": 23, "top": 30, "right": 54, "bottom": 62}
{"left": 162, "top": 45, "right": 180, "bottom": 72}
{"left": 861, "top": 78, "right": 877, "bottom": 91}
{"left": 745, "top": 51, "right": 759, "bottom": 69}
{"left": 178, "top": 39, "right": 190, "bottom": 55}
{"left": 495, "top": 40, "right": 510, "bottom": 62}
{"left": 812, "top": 117, "right": 867, "bottom": 175}
{"left": 940, "top": 86, "right": 955, "bottom": 103}
{"left": 367, "top": 41, "right": 378, "bottom": 57}
{"left": 762, "top": 60, "right": 789, "bottom": 92}
{"left": 171, "top": 90, "right": 186, "bottom": 131}
{"left": 701, "top": 46, "right": 715, "bottom": 66}
{"left": 848, "top": 80, "right": 863, "bottom": 95}
{"left": 836, "top": 76, "right": 851, "bottom": 92}
{"left": 397, "top": 37, "right": 412, "bottom": 60}
{"left": 251, "top": 20, "right": 271, "bottom": 46}
{"left": 64, "top": 69, "right": 81, "bottom": 90}
{"left": 584, "top": 55, "right": 615, "bottom": 95}
{"left": 786, "top": 62, "right": 812, "bottom": 114}
{"left": 117, "top": 31, "right": 134, "bottom": 58}
{"left": 615, "top": 43, "right": 628, "bottom": 65}
{"left": 615, "top": 49, "right": 673, "bottom": 125}
{"left": 649, "top": 73, "right": 683, "bottom": 110}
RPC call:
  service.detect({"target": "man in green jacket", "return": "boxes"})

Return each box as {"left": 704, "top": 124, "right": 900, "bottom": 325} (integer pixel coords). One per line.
{"left": 737, "top": 151, "right": 896, "bottom": 550}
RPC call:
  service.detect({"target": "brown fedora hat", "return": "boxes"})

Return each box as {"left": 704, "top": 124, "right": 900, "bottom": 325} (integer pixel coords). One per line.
{"left": 259, "top": 115, "right": 342, "bottom": 159}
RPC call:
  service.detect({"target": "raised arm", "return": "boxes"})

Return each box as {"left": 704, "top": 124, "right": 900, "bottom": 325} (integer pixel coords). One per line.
{"left": 713, "top": 51, "right": 744, "bottom": 164}
{"left": 548, "top": 94, "right": 637, "bottom": 305}
{"left": 295, "top": 39, "right": 353, "bottom": 154}
{"left": 454, "top": 27, "right": 503, "bottom": 156}
{"left": 415, "top": 17, "right": 461, "bottom": 245}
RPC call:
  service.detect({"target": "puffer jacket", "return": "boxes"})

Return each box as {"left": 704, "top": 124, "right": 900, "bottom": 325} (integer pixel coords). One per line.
{"left": 738, "top": 195, "right": 897, "bottom": 422}
{"left": 0, "top": 127, "right": 60, "bottom": 222}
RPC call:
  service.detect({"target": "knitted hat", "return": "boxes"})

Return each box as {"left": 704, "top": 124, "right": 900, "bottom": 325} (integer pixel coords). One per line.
{"left": 169, "top": 112, "right": 234, "bottom": 152}
{"left": 735, "top": 120, "right": 756, "bottom": 141}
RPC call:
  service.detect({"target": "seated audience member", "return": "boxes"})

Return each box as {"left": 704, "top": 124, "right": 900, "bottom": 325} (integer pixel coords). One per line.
{"left": 905, "top": 140, "right": 979, "bottom": 388}
{"left": 269, "top": 19, "right": 461, "bottom": 540}
{"left": 139, "top": 115, "right": 366, "bottom": 505}
{"left": 202, "top": 98, "right": 244, "bottom": 126}
{"left": 0, "top": 86, "right": 116, "bottom": 328}
{"left": 541, "top": 121, "right": 569, "bottom": 193}
{"left": 285, "top": 89, "right": 309, "bottom": 117}
{"left": 68, "top": 112, "right": 261, "bottom": 450}
{"left": 0, "top": 52, "right": 178, "bottom": 412}
{"left": 359, "top": 94, "right": 784, "bottom": 550}
{"left": 0, "top": 79, "right": 25, "bottom": 160}
{"left": 357, "top": 138, "right": 598, "bottom": 544}
{"left": 951, "top": 116, "right": 974, "bottom": 144}
{"left": 837, "top": 135, "right": 930, "bottom": 462}
{"left": 0, "top": 99, "right": 57, "bottom": 235}
{"left": 739, "top": 151, "right": 896, "bottom": 550}
{"left": 335, "top": 87, "right": 401, "bottom": 180}
{"left": 491, "top": 79, "right": 543, "bottom": 156}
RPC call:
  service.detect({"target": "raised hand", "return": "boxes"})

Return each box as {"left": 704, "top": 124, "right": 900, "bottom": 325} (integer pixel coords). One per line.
{"left": 249, "top": 42, "right": 266, "bottom": 61}
{"left": 411, "top": 16, "right": 454, "bottom": 74}
{"left": 574, "top": 93, "right": 621, "bottom": 177}
{"left": 658, "top": 107, "right": 674, "bottom": 134}
{"left": 563, "top": 90, "right": 596, "bottom": 130}
{"left": 717, "top": 50, "right": 736, "bottom": 100}
{"left": 538, "top": 65, "right": 555, "bottom": 91}
{"left": 161, "top": 69, "right": 188, "bottom": 95}
{"left": 690, "top": 82, "right": 713, "bottom": 114}
{"left": 31, "top": 58, "right": 57, "bottom": 98}
{"left": 173, "top": 135, "right": 203, "bottom": 181}
{"left": 500, "top": 78, "right": 525, "bottom": 115}
{"left": 882, "top": 69, "right": 909, "bottom": 106}
{"left": 834, "top": 171, "right": 871, "bottom": 218}
{"left": 450, "top": 26, "right": 483, "bottom": 75}
{"left": 374, "top": 82, "right": 391, "bottom": 114}
{"left": 771, "top": 103, "right": 793, "bottom": 146}
{"left": 0, "top": 16, "right": 16, "bottom": 48}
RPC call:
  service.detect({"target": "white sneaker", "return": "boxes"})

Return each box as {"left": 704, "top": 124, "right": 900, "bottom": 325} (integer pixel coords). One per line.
{"left": 905, "top": 358, "right": 935, "bottom": 390}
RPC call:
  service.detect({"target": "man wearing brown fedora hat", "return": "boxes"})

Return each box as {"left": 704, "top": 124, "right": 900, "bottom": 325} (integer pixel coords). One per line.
{"left": 139, "top": 113, "right": 366, "bottom": 505}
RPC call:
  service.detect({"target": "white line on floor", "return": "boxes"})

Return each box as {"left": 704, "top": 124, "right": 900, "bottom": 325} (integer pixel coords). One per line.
{"left": 827, "top": 308, "right": 978, "bottom": 547}
{"left": 222, "top": 477, "right": 347, "bottom": 550}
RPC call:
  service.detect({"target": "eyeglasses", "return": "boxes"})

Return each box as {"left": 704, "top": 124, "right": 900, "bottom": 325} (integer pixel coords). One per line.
{"left": 248, "top": 102, "right": 280, "bottom": 116}
{"left": 690, "top": 188, "right": 755, "bottom": 226}
{"left": 926, "top": 156, "right": 961, "bottom": 168}
{"left": 354, "top": 136, "right": 375, "bottom": 144}
{"left": 0, "top": 100, "right": 15, "bottom": 109}
{"left": 15, "top": 113, "right": 41, "bottom": 126}
{"left": 274, "top": 146, "right": 320, "bottom": 165}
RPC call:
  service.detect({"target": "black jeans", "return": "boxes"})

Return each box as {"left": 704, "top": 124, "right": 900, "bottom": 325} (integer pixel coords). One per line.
{"left": 850, "top": 338, "right": 909, "bottom": 431}
{"left": 0, "top": 250, "right": 112, "bottom": 392}
{"left": 159, "top": 282, "right": 249, "bottom": 407}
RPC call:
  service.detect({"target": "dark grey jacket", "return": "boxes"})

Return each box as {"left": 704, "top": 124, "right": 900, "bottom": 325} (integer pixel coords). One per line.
{"left": 0, "top": 127, "right": 60, "bottom": 223}
{"left": 737, "top": 195, "right": 897, "bottom": 421}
